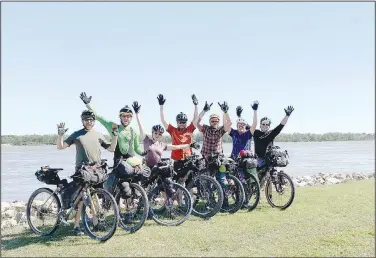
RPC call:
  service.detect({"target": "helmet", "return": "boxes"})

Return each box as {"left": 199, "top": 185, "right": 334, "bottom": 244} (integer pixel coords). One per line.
{"left": 260, "top": 117, "right": 271, "bottom": 125}
{"left": 209, "top": 114, "right": 220, "bottom": 121}
{"left": 81, "top": 110, "right": 96, "bottom": 120}
{"left": 152, "top": 124, "right": 165, "bottom": 133}
{"left": 236, "top": 118, "right": 247, "bottom": 125}
{"left": 176, "top": 112, "right": 188, "bottom": 122}
{"left": 119, "top": 105, "right": 133, "bottom": 115}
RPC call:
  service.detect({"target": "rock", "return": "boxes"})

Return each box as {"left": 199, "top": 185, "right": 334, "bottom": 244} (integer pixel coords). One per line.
{"left": 346, "top": 173, "right": 353, "bottom": 179}
{"left": 2, "top": 209, "right": 17, "bottom": 219}
{"left": 334, "top": 173, "right": 346, "bottom": 180}
{"left": 295, "top": 181, "right": 307, "bottom": 187}
{"left": 305, "top": 181, "right": 315, "bottom": 187}
{"left": 11, "top": 201, "right": 26, "bottom": 212}
{"left": 1, "top": 202, "right": 10, "bottom": 212}
{"left": 15, "top": 212, "right": 27, "bottom": 224}
{"left": 1, "top": 218, "right": 17, "bottom": 230}
{"left": 368, "top": 173, "right": 375, "bottom": 179}
{"left": 326, "top": 177, "right": 340, "bottom": 185}
{"left": 302, "top": 176, "right": 312, "bottom": 182}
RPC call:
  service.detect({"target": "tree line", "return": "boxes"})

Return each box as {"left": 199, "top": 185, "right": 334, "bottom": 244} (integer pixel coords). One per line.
{"left": 1, "top": 132, "right": 374, "bottom": 146}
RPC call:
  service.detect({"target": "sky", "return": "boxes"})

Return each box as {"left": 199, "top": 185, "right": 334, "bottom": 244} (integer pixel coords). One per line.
{"left": 2, "top": 2, "right": 375, "bottom": 136}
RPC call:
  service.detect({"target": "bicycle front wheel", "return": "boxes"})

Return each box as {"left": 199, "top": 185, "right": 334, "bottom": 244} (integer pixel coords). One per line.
{"left": 186, "top": 174, "right": 224, "bottom": 219}
{"left": 265, "top": 171, "right": 295, "bottom": 210}
{"left": 115, "top": 182, "right": 149, "bottom": 233}
{"left": 244, "top": 174, "right": 261, "bottom": 211}
{"left": 220, "top": 174, "right": 245, "bottom": 214}
{"left": 81, "top": 188, "right": 119, "bottom": 242}
{"left": 148, "top": 182, "right": 193, "bottom": 226}
{"left": 26, "top": 188, "right": 61, "bottom": 236}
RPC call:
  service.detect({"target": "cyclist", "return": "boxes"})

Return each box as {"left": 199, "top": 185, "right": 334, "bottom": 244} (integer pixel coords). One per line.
{"left": 157, "top": 94, "right": 198, "bottom": 185}
{"left": 134, "top": 103, "right": 199, "bottom": 193}
{"left": 253, "top": 105, "right": 295, "bottom": 181}
{"left": 194, "top": 101, "right": 232, "bottom": 207}
{"left": 56, "top": 110, "right": 118, "bottom": 236}
{"left": 79, "top": 92, "right": 144, "bottom": 165}
{"left": 229, "top": 102, "right": 260, "bottom": 208}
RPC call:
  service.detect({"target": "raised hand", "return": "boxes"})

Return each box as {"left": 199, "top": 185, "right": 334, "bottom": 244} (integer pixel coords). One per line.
{"left": 111, "top": 123, "right": 119, "bottom": 136}
{"left": 132, "top": 101, "right": 141, "bottom": 114}
{"left": 57, "top": 122, "right": 68, "bottom": 136}
{"left": 190, "top": 142, "right": 200, "bottom": 150}
{"left": 192, "top": 94, "right": 198, "bottom": 105}
{"left": 251, "top": 100, "right": 259, "bottom": 111}
{"left": 236, "top": 106, "right": 243, "bottom": 117}
{"left": 80, "top": 92, "right": 92, "bottom": 104}
{"left": 218, "top": 101, "right": 229, "bottom": 113}
{"left": 284, "top": 105, "right": 295, "bottom": 116}
{"left": 157, "top": 94, "right": 166, "bottom": 105}
{"left": 203, "top": 101, "right": 213, "bottom": 112}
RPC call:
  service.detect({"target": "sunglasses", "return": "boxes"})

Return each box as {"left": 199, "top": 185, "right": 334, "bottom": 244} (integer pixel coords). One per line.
{"left": 261, "top": 123, "right": 270, "bottom": 126}
{"left": 210, "top": 120, "right": 219, "bottom": 123}
{"left": 83, "top": 118, "right": 94, "bottom": 122}
{"left": 178, "top": 121, "right": 187, "bottom": 124}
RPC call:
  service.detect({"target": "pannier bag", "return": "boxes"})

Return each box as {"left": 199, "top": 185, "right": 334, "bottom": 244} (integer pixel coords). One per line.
{"left": 73, "top": 164, "right": 108, "bottom": 185}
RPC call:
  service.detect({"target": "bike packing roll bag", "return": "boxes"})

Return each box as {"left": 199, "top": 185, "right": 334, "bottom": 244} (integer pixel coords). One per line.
{"left": 265, "top": 146, "right": 289, "bottom": 167}
{"left": 35, "top": 166, "right": 62, "bottom": 185}
{"left": 61, "top": 181, "right": 80, "bottom": 209}
{"left": 116, "top": 158, "right": 151, "bottom": 180}
{"left": 74, "top": 164, "right": 108, "bottom": 185}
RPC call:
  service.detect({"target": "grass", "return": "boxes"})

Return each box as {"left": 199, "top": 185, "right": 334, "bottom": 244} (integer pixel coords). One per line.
{"left": 1, "top": 180, "right": 375, "bottom": 257}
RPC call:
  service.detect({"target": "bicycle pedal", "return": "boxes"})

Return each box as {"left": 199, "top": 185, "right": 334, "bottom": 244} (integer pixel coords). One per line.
{"left": 60, "top": 218, "right": 70, "bottom": 227}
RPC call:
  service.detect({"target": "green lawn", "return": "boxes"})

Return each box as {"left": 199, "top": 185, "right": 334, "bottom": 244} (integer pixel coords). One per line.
{"left": 1, "top": 180, "right": 375, "bottom": 257}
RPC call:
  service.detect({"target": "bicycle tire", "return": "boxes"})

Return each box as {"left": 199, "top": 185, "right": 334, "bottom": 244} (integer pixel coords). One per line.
{"left": 26, "top": 187, "right": 61, "bottom": 236}
{"left": 244, "top": 174, "right": 261, "bottom": 211}
{"left": 115, "top": 182, "right": 149, "bottom": 233}
{"left": 81, "top": 188, "right": 119, "bottom": 242}
{"left": 148, "top": 182, "right": 193, "bottom": 226}
{"left": 186, "top": 174, "right": 224, "bottom": 219}
{"left": 220, "top": 174, "right": 245, "bottom": 214}
{"left": 265, "top": 171, "right": 295, "bottom": 210}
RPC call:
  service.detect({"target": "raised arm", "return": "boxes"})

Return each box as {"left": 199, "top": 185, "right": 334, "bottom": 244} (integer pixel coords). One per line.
{"left": 196, "top": 101, "right": 212, "bottom": 131}
{"left": 132, "top": 101, "right": 145, "bottom": 141}
{"left": 250, "top": 101, "right": 259, "bottom": 134}
{"left": 56, "top": 123, "right": 70, "bottom": 150}
{"left": 80, "top": 92, "right": 115, "bottom": 134}
{"left": 157, "top": 94, "right": 169, "bottom": 129}
{"left": 191, "top": 94, "right": 199, "bottom": 125}
{"left": 218, "top": 101, "right": 232, "bottom": 133}
{"left": 269, "top": 106, "right": 294, "bottom": 139}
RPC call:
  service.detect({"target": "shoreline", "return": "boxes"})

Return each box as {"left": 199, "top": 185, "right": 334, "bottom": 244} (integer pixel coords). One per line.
{"left": 2, "top": 139, "right": 375, "bottom": 147}
{"left": 1, "top": 171, "right": 374, "bottom": 231}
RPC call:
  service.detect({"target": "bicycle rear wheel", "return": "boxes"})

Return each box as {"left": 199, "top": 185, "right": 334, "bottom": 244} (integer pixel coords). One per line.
{"left": 26, "top": 188, "right": 61, "bottom": 236}
{"left": 115, "top": 182, "right": 149, "bottom": 233}
{"left": 186, "top": 175, "right": 224, "bottom": 219}
{"left": 81, "top": 188, "right": 119, "bottom": 242}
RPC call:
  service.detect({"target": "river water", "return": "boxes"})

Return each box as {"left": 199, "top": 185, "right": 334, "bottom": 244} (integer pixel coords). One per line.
{"left": 1, "top": 141, "right": 374, "bottom": 202}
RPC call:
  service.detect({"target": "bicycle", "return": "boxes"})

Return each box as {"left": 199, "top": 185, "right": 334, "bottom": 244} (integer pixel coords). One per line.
{"left": 257, "top": 146, "right": 295, "bottom": 210}
{"left": 233, "top": 151, "right": 261, "bottom": 212}
{"left": 26, "top": 160, "right": 119, "bottom": 242}
{"left": 103, "top": 159, "right": 149, "bottom": 234}
{"left": 174, "top": 153, "right": 224, "bottom": 219}
{"left": 205, "top": 153, "right": 245, "bottom": 214}
{"left": 142, "top": 158, "right": 193, "bottom": 226}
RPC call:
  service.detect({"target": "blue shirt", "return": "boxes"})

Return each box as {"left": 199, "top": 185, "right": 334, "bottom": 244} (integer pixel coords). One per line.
{"left": 229, "top": 128, "right": 252, "bottom": 159}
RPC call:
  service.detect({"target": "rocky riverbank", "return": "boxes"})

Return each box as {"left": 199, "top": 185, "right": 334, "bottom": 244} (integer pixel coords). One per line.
{"left": 1, "top": 172, "right": 374, "bottom": 231}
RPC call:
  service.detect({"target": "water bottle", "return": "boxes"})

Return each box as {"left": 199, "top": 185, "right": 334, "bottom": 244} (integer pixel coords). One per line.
{"left": 82, "top": 191, "right": 90, "bottom": 207}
